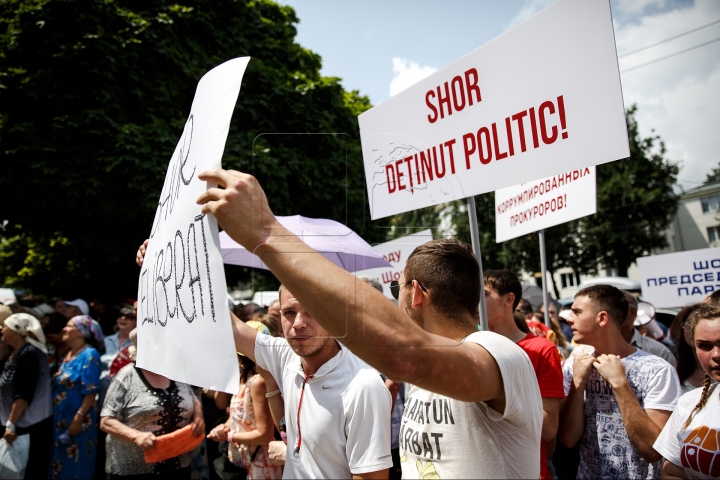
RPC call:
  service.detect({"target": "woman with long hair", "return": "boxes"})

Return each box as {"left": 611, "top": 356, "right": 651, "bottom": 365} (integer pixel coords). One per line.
{"left": 653, "top": 303, "right": 720, "bottom": 479}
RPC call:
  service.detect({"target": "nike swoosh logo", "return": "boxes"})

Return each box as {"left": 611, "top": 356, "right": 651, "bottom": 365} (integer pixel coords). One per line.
{"left": 322, "top": 385, "right": 332, "bottom": 389}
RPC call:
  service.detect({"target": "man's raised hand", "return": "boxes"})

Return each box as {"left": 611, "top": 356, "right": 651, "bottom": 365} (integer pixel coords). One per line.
{"left": 136, "top": 239, "right": 149, "bottom": 267}
{"left": 196, "top": 169, "right": 279, "bottom": 252}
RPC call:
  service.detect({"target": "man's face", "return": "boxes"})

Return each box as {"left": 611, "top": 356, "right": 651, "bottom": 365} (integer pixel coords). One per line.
{"left": 280, "top": 289, "right": 333, "bottom": 357}
{"left": 569, "top": 295, "right": 599, "bottom": 343}
{"left": 484, "top": 284, "right": 511, "bottom": 330}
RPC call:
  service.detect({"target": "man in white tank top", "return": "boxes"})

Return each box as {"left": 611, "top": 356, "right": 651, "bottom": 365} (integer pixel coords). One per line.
{"left": 194, "top": 168, "right": 543, "bottom": 479}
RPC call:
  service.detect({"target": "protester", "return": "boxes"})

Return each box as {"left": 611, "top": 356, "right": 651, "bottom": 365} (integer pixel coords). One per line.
{"left": 43, "top": 312, "right": 71, "bottom": 374}
{"left": 256, "top": 313, "right": 281, "bottom": 338}
{"left": 540, "top": 301, "right": 573, "bottom": 342}
{"left": 653, "top": 302, "right": 720, "bottom": 479}
{"left": 0, "top": 305, "right": 13, "bottom": 371}
{"left": 182, "top": 168, "right": 544, "bottom": 478}
{"left": 267, "top": 300, "right": 281, "bottom": 319}
{"left": 516, "top": 298, "right": 534, "bottom": 321}
{"left": 207, "top": 320, "right": 282, "bottom": 480}
{"left": 670, "top": 304, "right": 706, "bottom": 394}
{"left": 484, "top": 270, "right": 564, "bottom": 480}
{"left": 101, "top": 307, "right": 136, "bottom": 373}
{"left": 621, "top": 291, "right": 676, "bottom": 366}
{"left": 559, "top": 285, "right": 681, "bottom": 479}
{"left": 51, "top": 315, "right": 103, "bottom": 479}
{"left": 0, "top": 313, "right": 53, "bottom": 480}
{"left": 57, "top": 298, "right": 90, "bottom": 319}
{"left": 100, "top": 342, "right": 204, "bottom": 479}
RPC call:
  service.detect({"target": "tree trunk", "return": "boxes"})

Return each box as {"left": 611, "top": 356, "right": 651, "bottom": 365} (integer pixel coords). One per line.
{"left": 549, "top": 269, "right": 561, "bottom": 299}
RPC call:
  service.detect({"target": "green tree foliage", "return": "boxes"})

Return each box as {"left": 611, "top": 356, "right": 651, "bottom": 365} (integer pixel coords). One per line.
{"left": 705, "top": 163, "right": 720, "bottom": 185}
{"left": 390, "top": 105, "right": 679, "bottom": 292}
{"left": 0, "top": 0, "right": 385, "bottom": 298}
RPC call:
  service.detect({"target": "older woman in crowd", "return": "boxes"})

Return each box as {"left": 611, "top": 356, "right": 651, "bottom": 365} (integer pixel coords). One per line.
{"left": 51, "top": 315, "right": 103, "bottom": 479}
{"left": 208, "top": 320, "right": 282, "bottom": 480}
{"left": 101, "top": 307, "right": 136, "bottom": 374}
{"left": 0, "top": 313, "right": 53, "bottom": 480}
{"left": 100, "top": 330, "right": 204, "bottom": 480}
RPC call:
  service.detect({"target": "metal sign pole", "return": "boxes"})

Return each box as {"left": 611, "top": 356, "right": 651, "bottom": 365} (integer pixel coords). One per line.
{"left": 538, "top": 229, "right": 551, "bottom": 327}
{"left": 466, "top": 196, "right": 489, "bottom": 331}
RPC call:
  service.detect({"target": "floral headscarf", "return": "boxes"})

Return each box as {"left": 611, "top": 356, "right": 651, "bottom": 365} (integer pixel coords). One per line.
{"left": 71, "top": 315, "right": 104, "bottom": 351}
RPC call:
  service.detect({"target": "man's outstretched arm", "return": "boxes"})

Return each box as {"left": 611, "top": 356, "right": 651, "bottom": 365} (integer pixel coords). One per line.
{"left": 195, "top": 169, "right": 502, "bottom": 403}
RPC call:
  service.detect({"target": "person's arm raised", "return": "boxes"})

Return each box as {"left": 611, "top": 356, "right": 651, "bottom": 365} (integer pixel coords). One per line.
{"left": 196, "top": 169, "right": 502, "bottom": 403}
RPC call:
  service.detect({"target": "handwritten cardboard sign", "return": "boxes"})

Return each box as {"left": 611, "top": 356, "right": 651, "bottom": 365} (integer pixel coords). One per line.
{"left": 359, "top": 0, "right": 628, "bottom": 220}
{"left": 353, "top": 229, "right": 433, "bottom": 299}
{"left": 136, "top": 57, "right": 250, "bottom": 393}
{"left": 495, "top": 167, "right": 596, "bottom": 242}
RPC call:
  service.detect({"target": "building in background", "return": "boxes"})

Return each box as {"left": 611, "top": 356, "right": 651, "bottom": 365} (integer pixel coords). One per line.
{"left": 664, "top": 181, "right": 720, "bottom": 252}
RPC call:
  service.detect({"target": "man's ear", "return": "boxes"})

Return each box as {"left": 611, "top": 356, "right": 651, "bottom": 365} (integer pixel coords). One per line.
{"left": 506, "top": 292, "right": 516, "bottom": 309}
{"left": 411, "top": 280, "right": 426, "bottom": 309}
{"left": 597, "top": 310, "right": 611, "bottom": 328}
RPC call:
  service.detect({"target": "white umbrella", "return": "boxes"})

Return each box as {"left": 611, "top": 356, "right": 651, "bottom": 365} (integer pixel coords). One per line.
{"left": 220, "top": 215, "right": 391, "bottom": 272}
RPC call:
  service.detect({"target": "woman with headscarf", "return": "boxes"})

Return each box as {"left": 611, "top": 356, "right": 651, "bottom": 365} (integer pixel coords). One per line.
{"left": 100, "top": 328, "right": 205, "bottom": 480}
{"left": 0, "top": 313, "right": 53, "bottom": 479}
{"left": 51, "top": 315, "right": 103, "bottom": 479}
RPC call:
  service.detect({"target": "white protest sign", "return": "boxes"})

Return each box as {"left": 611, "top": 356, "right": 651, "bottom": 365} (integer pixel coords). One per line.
{"left": 136, "top": 57, "right": 250, "bottom": 393}
{"left": 637, "top": 248, "right": 720, "bottom": 308}
{"left": 359, "top": 0, "right": 628, "bottom": 220}
{"left": 354, "top": 229, "right": 433, "bottom": 299}
{"left": 495, "top": 166, "right": 596, "bottom": 242}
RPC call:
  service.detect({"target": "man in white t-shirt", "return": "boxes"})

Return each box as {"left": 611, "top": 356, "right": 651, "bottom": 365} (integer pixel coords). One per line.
{"left": 247, "top": 286, "right": 393, "bottom": 478}
{"left": 193, "top": 168, "right": 542, "bottom": 479}
{"left": 559, "top": 285, "right": 681, "bottom": 479}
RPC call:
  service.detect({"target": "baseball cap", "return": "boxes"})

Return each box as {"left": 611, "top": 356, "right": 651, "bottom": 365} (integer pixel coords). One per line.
{"left": 64, "top": 298, "right": 89, "bottom": 316}
{"left": 559, "top": 309, "right": 573, "bottom": 321}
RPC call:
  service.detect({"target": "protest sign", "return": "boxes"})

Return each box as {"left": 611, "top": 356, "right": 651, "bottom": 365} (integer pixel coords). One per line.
{"left": 637, "top": 247, "right": 720, "bottom": 308}
{"left": 359, "top": 0, "right": 628, "bottom": 220}
{"left": 495, "top": 166, "right": 596, "bottom": 242}
{"left": 136, "top": 57, "right": 250, "bottom": 393}
{"left": 353, "top": 230, "right": 433, "bottom": 299}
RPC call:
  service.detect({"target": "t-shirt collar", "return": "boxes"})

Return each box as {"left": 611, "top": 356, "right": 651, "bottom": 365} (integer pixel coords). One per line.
{"left": 286, "top": 340, "right": 347, "bottom": 379}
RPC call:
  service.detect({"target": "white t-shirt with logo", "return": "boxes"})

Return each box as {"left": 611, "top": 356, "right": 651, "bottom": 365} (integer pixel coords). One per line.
{"left": 654, "top": 384, "right": 720, "bottom": 479}
{"left": 399, "top": 331, "right": 543, "bottom": 479}
{"left": 254, "top": 334, "right": 393, "bottom": 479}
{"left": 563, "top": 349, "right": 681, "bottom": 479}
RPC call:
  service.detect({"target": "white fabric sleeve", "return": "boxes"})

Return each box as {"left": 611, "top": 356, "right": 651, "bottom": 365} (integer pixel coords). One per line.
{"left": 343, "top": 369, "right": 394, "bottom": 474}
{"left": 643, "top": 362, "right": 681, "bottom": 411}
{"left": 563, "top": 355, "right": 575, "bottom": 397}
{"left": 253, "top": 334, "right": 292, "bottom": 393}
{"left": 652, "top": 406, "right": 683, "bottom": 467}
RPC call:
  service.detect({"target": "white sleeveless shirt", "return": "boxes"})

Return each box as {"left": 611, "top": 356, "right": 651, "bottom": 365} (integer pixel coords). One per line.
{"left": 399, "top": 331, "right": 542, "bottom": 479}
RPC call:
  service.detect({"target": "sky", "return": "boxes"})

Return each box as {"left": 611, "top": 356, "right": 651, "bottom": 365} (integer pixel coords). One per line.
{"left": 277, "top": 0, "right": 720, "bottom": 191}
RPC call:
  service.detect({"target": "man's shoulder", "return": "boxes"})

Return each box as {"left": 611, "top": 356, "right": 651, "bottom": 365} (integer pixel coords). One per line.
{"left": 518, "top": 333, "right": 558, "bottom": 356}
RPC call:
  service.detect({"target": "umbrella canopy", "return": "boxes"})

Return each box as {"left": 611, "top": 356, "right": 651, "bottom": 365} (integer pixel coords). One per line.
{"left": 219, "top": 215, "right": 391, "bottom": 273}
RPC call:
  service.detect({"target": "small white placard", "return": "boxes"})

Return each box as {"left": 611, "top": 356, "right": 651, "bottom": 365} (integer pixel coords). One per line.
{"left": 637, "top": 247, "right": 720, "bottom": 308}
{"left": 495, "top": 166, "right": 596, "bottom": 242}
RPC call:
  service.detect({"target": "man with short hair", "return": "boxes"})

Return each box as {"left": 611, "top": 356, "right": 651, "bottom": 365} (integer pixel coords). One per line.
{"left": 621, "top": 291, "right": 676, "bottom": 367}
{"left": 138, "top": 237, "right": 393, "bottom": 479}
{"left": 559, "top": 285, "right": 680, "bottom": 479}
{"left": 192, "top": 168, "right": 542, "bottom": 479}
{"left": 484, "top": 270, "right": 564, "bottom": 480}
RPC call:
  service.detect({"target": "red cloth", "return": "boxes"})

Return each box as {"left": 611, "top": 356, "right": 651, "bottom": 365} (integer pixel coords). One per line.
{"left": 517, "top": 333, "right": 565, "bottom": 480}
{"left": 109, "top": 346, "right": 132, "bottom": 378}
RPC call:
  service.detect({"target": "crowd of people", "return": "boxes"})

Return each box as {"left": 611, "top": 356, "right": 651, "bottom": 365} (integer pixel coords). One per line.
{"left": 0, "top": 166, "right": 719, "bottom": 480}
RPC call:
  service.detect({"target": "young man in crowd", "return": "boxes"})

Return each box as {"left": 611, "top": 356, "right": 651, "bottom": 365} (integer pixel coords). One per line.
{"left": 191, "top": 168, "right": 542, "bottom": 478}
{"left": 136, "top": 242, "right": 392, "bottom": 478}
{"left": 559, "top": 285, "right": 681, "bottom": 479}
{"left": 621, "top": 291, "right": 676, "bottom": 366}
{"left": 484, "top": 270, "right": 565, "bottom": 480}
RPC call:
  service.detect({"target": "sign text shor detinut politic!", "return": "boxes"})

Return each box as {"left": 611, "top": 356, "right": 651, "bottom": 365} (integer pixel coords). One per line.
{"left": 384, "top": 69, "right": 570, "bottom": 196}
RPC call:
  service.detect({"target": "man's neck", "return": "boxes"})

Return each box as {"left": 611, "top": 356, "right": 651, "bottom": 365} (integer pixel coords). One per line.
{"left": 490, "top": 311, "right": 527, "bottom": 343}
{"left": 423, "top": 313, "right": 478, "bottom": 342}
{"left": 300, "top": 340, "right": 341, "bottom": 377}
{"left": 591, "top": 330, "right": 636, "bottom": 357}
